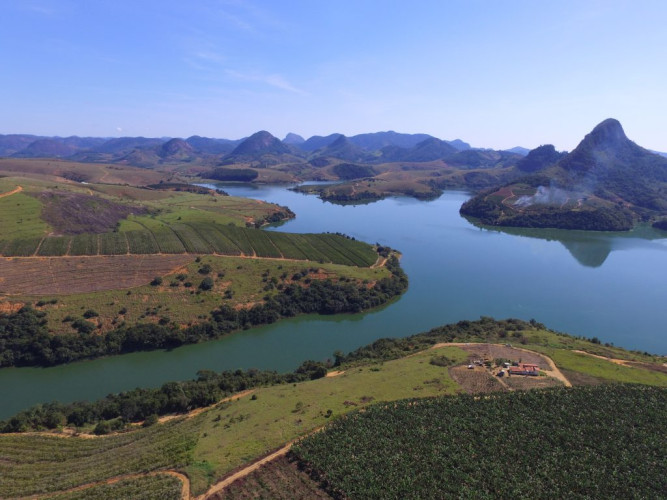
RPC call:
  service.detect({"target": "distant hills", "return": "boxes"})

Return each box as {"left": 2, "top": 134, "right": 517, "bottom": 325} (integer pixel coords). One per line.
{"left": 3, "top": 120, "right": 665, "bottom": 231}
{"left": 0, "top": 130, "right": 477, "bottom": 167}
{"left": 460, "top": 118, "right": 667, "bottom": 230}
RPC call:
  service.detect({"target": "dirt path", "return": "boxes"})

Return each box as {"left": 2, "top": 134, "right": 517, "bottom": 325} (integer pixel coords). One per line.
{"left": 371, "top": 256, "right": 387, "bottom": 268}
{"left": 0, "top": 185, "right": 23, "bottom": 198}
{"left": 430, "top": 342, "right": 571, "bottom": 387}
{"left": 500, "top": 188, "right": 515, "bottom": 206}
{"left": 198, "top": 443, "right": 294, "bottom": 499}
{"left": 158, "top": 389, "right": 256, "bottom": 424}
{"left": 326, "top": 370, "right": 345, "bottom": 378}
{"left": 512, "top": 345, "right": 571, "bottom": 387}
{"left": 571, "top": 350, "right": 632, "bottom": 367}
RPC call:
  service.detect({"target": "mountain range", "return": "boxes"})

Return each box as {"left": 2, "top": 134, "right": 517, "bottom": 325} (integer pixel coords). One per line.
{"left": 0, "top": 131, "right": 479, "bottom": 166}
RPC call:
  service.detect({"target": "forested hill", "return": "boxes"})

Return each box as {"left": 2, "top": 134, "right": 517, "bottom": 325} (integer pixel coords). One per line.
{"left": 461, "top": 118, "right": 667, "bottom": 231}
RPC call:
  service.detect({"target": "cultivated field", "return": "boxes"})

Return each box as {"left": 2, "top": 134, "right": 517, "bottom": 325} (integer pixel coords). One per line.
{"left": 211, "top": 455, "right": 331, "bottom": 500}
{"left": 292, "top": 384, "right": 666, "bottom": 499}
{"left": 0, "top": 255, "right": 193, "bottom": 295}
{"left": 0, "top": 177, "right": 377, "bottom": 267}
{"left": 449, "top": 365, "right": 507, "bottom": 393}
{"left": 0, "top": 418, "right": 201, "bottom": 498}
{"left": 0, "top": 224, "right": 377, "bottom": 266}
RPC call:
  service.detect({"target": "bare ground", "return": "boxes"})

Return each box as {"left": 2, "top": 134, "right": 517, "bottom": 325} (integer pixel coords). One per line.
{"left": 207, "top": 455, "right": 332, "bottom": 500}
{"left": 449, "top": 365, "right": 508, "bottom": 394}
{"left": 504, "top": 375, "right": 564, "bottom": 390}
{"left": 0, "top": 254, "right": 193, "bottom": 294}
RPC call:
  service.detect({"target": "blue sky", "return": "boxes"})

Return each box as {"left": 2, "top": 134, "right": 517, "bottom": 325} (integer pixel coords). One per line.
{"left": 2, "top": 0, "right": 666, "bottom": 151}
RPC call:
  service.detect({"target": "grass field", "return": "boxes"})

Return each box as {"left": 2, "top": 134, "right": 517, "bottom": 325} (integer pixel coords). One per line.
{"left": 187, "top": 346, "right": 468, "bottom": 493}
{"left": 0, "top": 191, "right": 49, "bottom": 241}
{"left": 527, "top": 346, "right": 667, "bottom": 386}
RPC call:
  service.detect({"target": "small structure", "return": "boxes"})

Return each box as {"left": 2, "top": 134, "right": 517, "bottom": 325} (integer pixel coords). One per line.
{"left": 508, "top": 363, "right": 539, "bottom": 376}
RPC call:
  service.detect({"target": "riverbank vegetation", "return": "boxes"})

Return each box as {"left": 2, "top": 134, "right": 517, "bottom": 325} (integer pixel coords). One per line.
{"left": 0, "top": 255, "right": 406, "bottom": 367}
{"left": 1, "top": 318, "right": 665, "bottom": 498}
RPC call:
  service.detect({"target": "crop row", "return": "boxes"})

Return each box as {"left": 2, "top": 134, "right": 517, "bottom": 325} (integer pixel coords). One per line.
{"left": 0, "top": 224, "right": 378, "bottom": 267}
{"left": 0, "top": 417, "right": 200, "bottom": 497}
{"left": 48, "top": 474, "right": 183, "bottom": 500}
{"left": 293, "top": 384, "right": 667, "bottom": 499}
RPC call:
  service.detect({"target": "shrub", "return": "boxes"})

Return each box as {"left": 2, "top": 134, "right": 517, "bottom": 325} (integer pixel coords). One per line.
{"left": 199, "top": 277, "right": 214, "bottom": 290}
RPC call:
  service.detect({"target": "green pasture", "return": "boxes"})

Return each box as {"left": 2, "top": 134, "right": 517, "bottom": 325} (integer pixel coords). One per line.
{"left": 0, "top": 192, "right": 49, "bottom": 241}
{"left": 529, "top": 346, "right": 667, "bottom": 386}
{"left": 28, "top": 255, "right": 390, "bottom": 334}
{"left": 189, "top": 346, "right": 468, "bottom": 493}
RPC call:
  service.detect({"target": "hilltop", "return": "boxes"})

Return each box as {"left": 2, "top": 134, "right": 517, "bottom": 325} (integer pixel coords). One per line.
{"left": 461, "top": 119, "right": 667, "bottom": 230}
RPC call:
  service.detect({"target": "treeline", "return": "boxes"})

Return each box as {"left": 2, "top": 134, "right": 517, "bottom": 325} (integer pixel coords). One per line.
{"left": 0, "top": 361, "right": 329, "bottom": 433}
{"left": 331, "top": 163, "right": 375, "bottom": 180}
{"left": 333, "top": 317, "right": 542, "bottom": 366}
{"left": 0, "top": 257, "right": 407, "bottom": 368}
{"left": 460, "top": 194, "right": 635, "bottom": 231}
{"left": 249, "top": 206, "right": 295, "bottom": 228}
{"left": 204, "top": 167, "right": 258, "bottom": 182}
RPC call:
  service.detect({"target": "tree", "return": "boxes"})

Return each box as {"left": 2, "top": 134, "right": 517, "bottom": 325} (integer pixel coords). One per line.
{"left": 199, "top": 277, "right": 214, "bottom": 290}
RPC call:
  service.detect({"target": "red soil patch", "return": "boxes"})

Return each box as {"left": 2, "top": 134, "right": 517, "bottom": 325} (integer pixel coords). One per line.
{"left": 0, "top": 300, "right": 24, "bottom": 313}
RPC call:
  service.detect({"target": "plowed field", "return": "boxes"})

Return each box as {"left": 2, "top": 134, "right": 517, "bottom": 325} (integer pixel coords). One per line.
{"left": 0, "top": 255, "right": 193, "bottom": 294}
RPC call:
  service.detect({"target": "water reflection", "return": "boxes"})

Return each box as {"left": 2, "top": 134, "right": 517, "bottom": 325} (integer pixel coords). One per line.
{"left": 466, "top": 222, "right": 667, "bottom": 268}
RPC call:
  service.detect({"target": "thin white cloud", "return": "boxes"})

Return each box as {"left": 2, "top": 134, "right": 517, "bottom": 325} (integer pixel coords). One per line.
{"left": 226, "top": 69, "right": 307, "bottom": 95}
{"left": 24, "top": 4, "right": 56, "bottom": 16}
{"left": 195, "top": 51, "right": 226, "bottom": 63}
{"left": 214, "top": 0, "right": 287, "bottom": 32}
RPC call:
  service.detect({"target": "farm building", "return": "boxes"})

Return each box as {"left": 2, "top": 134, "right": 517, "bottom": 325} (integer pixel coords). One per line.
{"left": 508, "top": 363, "right": 539, "bottom": 376}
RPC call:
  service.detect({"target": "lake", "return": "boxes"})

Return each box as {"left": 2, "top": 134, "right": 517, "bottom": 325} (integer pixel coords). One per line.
{"left": 0, "top": 185, "right": 665, "bottom": 419}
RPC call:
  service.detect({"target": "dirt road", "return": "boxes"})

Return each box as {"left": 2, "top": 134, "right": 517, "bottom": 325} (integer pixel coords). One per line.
{"left": 0, "top": 185, "right": 23, "bottom": 198}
